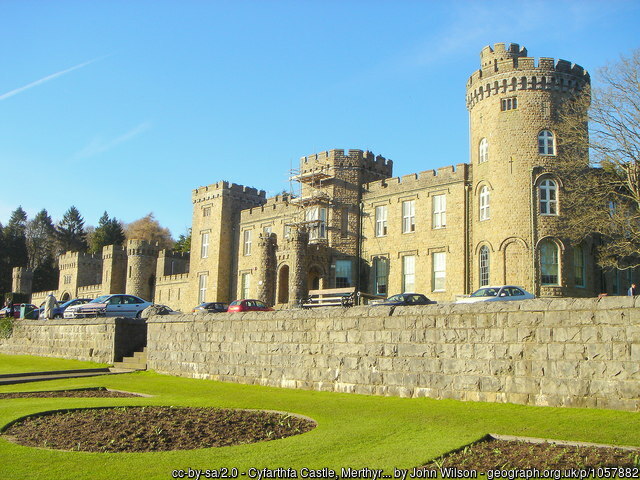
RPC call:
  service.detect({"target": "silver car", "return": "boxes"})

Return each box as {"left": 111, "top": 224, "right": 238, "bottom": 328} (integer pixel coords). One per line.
{"left": 64, "top": 294, "right": 152, "bottom": 318}
{"left": 456, "top": 285, "right": 535, "bottom": 304}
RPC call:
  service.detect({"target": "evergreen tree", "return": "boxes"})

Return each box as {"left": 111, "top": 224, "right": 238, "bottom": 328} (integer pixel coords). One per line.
{"left": 4, "top": 206, "right": 29, "bottom": 268}
{"left": 89, "top": 211, "right": 126, "bottom": 253}
{"left": 25, "top": 209, "right": 59, "bottom": 292}
{"left": 174, "top": 228, "right": 191, "bottom": 253}
{"left": 55, "top": 206, "right": 87, "bottom": 253}
{"left": 0, "top": 223, "right": 9, "bottom": 295}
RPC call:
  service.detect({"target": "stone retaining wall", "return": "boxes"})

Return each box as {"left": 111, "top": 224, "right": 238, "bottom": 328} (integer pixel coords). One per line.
{"left": 0, "top": 317, "right": 147, "bottom": 364}
{"left": 147, "top": 296, "right": 639, "bottom": 411}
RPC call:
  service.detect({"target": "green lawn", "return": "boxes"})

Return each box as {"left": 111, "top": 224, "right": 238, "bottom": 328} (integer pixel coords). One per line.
{"left": 0, "top": 354, "right": 638, "bottom": 480}
{"left": 0, "top": 354, "right": 109, "bottom": 374}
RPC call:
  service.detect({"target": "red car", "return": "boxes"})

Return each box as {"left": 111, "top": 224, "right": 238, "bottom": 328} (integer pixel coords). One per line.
{"left": 227, "top": 299, "right": 273, "bottom": 312}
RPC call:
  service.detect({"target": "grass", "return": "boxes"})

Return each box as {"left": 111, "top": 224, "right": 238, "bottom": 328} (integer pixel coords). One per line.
{"left": 0, "top": 354, "right": 109, "bottom": 374}
{"left": 0, "top": 354, "right": 639, "bottom": 480}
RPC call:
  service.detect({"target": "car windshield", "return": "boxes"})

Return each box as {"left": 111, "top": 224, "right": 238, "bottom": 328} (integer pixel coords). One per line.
{"left": 471, "top": 288, "right": 499, "bottom": 297}
{"left": 89, "top": 295, "right": 111, "bottom": 304}
{"left": 386, "top": 294, "right": 405, "bottom": 302}
{"left": 229, "top": 300, "right": 241, "bottom": 306}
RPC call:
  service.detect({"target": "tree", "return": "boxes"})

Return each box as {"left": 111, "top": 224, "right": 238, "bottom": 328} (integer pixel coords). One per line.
{"left": 124, "top": 213, "right": 174, "bottom": 250}
{"left": 88, "top": 211, "right": 126, "bottom": 253}
{"left": 25, "top": 209, "right": 59, "bottom": 292}
{"left": 557, "top": 49, "right": 640, "bottom": 269}
{"left": 4, "top": 206, "right": 29, "bottom": 269}
{"left": 55, "top": 206, "right": 87, "bottom": 253}
{"left": 174, "top": 228, "right": 191, "bottom": 253}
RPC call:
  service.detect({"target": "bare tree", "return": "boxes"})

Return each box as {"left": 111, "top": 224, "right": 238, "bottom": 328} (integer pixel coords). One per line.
{"left": 557, "top": 49, "right": 640, "bottom": 269}
{"left": 124, "top": 213, "right": 174, "bottom": 250}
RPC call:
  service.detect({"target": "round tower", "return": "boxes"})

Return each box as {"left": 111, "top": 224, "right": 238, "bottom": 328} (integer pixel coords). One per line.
{"left": 466, "top": 42, "right": 590, "bottom": 296}
{"left": 256, "top": 232, "right": 277, "bottom": 306}
{"left": 11, "top": 267, "right": 33, "bottom": 295}
{"left": 125, "top": 239, "right": 159, "bottom": 301}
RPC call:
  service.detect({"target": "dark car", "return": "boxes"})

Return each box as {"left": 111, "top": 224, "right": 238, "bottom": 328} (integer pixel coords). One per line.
{"left": 192, "top": 302, "right": 229, "bottom": 314}
{"left": 35, "top": 298, "right": 92, "bottom": 319}
{"left": 374, "top": 293, "right": 436, "bottom": 306}
{"left": 227, "top": 299, "right": 273, "bottom": 312}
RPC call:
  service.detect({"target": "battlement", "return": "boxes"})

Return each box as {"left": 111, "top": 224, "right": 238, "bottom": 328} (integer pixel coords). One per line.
{"left": 192, "top": 180, "right": 267, "bottom": 203}
{"left": 365, "top": 163, "right": 469, "bottom": 194}
{"left": 127, "top": 239, "right": 160, "bottom": 257}
{"left": 158, "top": 249, "right": 189, "bottom": 260}
{"left": 298, "top": 149, "right": 393, "bottom": 178}
{"left": 156, "top": 273, "right": 190, "bottom": 284}
{"left": 58, "top": 251, "right": 102, "bottom": 270}
{"left": 101, "top": 244, "right": 126, "bottom": 259}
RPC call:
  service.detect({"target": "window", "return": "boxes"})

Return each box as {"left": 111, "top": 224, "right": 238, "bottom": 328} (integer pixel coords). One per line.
{"left": 574, "top": 245, "right": 585, "bottom": 287}
{"left": 240, "top": 272, "right": 251, "bottom": 299}
{"left": 201, "top": 232, "right": 209, "bottom": 258}
{"left": 341, "top": 207, "right": 349, "bottom": 237}
{"left": 432, "top": 252, "right": 446, "bottom": 291}
{"left": 284, "top": 224, "right": 292, "bottom": 238}
{"left": 375, "top": 205, "right": 388, "bottom": 237}
{"left": 203, "top": 207, "right": 211, "bottom": 217}
{"left": 479, "top": 246, "right": 490, "bottom": 287}
{"left": 433, "top": 194, "right": 446, "bottom": 229}
{"left": 479, "top": 138, "right": 488, "bottom": 163}
{"left": 243, "top": 230, "right": 252, "bottom": 256}
{"left": 402, "top": 200, "right": 415, "bottom": 233}
{"left": 373, "top": 257, "right": 389, "bottom": 295}
{"left": 501, "top": 97, "right": 518, "bottom": 111}
{"left": 538, "top": 130, "right": 555, "bottom": 155}
{"left": 263, "top": 226, "right": 272, "bottom": 236}
{"left": 479, "top": 186, "right": 490, "bottom": 220}
{"left": 306, "top": 207, "right": 327, "bottom": 240}
{"left": 198, "top": 274, "right": 208, "bottom": 303}
{"left": 402, "top": 255, "right": 415, "bottom": 293}
{"left": 64, "top": 274, "right": 72, "bottom": 284}
{"left": 540, "top": 240, "right": 559, "bottom": 285}
{"left": 335, "top": 260, "right": 352, "bottom": 288}
{"left": 539, "top": 179, "right": 558, "bottom": 215}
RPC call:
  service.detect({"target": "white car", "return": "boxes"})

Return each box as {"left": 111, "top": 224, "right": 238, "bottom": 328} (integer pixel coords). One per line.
{"left": 456, "top": 285, "right": 535, "bottom": 303}
{"left": 64, "top": 294, "right": 152, "bottom": 318}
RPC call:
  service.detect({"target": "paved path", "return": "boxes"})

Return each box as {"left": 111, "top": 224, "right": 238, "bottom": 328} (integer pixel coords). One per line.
{"left": 0, "top": 368, "right": 132, "bottom": 386}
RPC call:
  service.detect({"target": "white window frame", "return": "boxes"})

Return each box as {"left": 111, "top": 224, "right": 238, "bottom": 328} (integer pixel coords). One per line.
{"left": 432, "top": 194, "right": 446, "bottom": 229}
{"left": 263, "top": 226, "right": 272, "bottom": 236}
{"left": 198, "top": 274, "right": 208, "bottom": 303}
{"left": 240, "top": 272, "right": 251, "bottom": 299}
{"left": 479, "top": 138, "right": 488, "bottom": 163}
{"left": 402, "top": 255, "right": 415, "bottom": 293}
{"left": 479, "top": 246, "right": 489, "bottom": 287}
{"left": 479, "top": 186, "right": 490, "bottom": 221}
{"left": 201, "top": 232, "right": 209, "bottom": 258}
{"left": 306, "top": 206, "right": 327, "bottom": 241}
{"left": 243, "top": 230, "right": 252, "bottom": 256}
{"left": 432, "top": 252, "right": 446, "bottom": 292}
{"left": 540, "top": 240, "right": 559, "bottom": 286}
{"left": 402, "top": 200, "right": 416, "bottom": 233}
{"left": 539, "top": 179, "right": 558, "bottom": 215}
{"left": 538, "top": 130, "right": 555, "bottom": 155}
{"left": 375, "top": 205, "right": 388, "bottom": 237}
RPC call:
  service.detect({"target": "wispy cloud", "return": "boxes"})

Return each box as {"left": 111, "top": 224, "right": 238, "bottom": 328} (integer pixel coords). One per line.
{"left": 0, "top": 56, "right": 106, "bottom": 101}
{"left": 73, "top": 122, "right": 152, "bottom": 160}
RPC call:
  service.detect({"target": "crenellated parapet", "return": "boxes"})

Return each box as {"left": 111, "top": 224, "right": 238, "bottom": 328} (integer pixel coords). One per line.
{"left": 365, "top": 163, "right": 469, "bottom": 194}
{"left": 127, "top": 239, "right": 160, "bottom": 257}
{"left": 297, "top": 149, "right": 393, "bottom": 181}
{"left": 156, "top": 249, "right": 190, "bottom": 277}
{"left": 466, "top": 43, "right": 590, "bottom": 110}
{"left": 101, "top": 244, "right": 126, "bottom": 260}
{"left": 192, "top": 180, "right": 266, "bottom": 205}
{"left": 58, "top": 251, "right": 102, "bottom": 271}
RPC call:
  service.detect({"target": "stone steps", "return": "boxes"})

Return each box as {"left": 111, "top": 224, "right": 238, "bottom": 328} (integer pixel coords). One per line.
{"left": 112, "top": 347, "right": 147, "bottom": 371}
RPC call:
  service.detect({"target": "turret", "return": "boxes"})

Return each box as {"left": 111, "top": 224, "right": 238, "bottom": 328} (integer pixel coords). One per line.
{"left": 125, "top": 239, "right": 159, "bottom": 301}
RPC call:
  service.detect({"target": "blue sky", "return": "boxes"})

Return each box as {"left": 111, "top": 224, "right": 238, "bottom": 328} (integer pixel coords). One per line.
{"left": 2, "top": 0, "right": 639, "bottom": 239}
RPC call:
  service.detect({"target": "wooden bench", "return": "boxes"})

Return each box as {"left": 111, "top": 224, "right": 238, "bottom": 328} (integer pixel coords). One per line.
{"left": 301, "top": 287, "right": 357, "bottom": 308}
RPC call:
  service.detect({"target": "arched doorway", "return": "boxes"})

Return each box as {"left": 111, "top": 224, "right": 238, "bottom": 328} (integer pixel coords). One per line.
{"left": 60, "top": 292, "right": 71, "bottom": 302}
{"left": 277, "top": 265, "right": 289, "bottom": 304}
{"left": 307, "top": 265, "right": 322, "bottom": 291}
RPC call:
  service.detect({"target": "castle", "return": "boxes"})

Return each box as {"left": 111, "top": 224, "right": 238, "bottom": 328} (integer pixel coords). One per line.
{"left": 17, "top": 43, "right": 633, "bottom": 310}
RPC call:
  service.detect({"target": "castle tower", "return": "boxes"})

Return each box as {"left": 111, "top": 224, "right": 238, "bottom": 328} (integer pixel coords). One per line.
{"left": 288, "top": 228, "right": 309, "bottom": 305}
{"left": 102, "top": 245, "right": 127, "bottom": 294}
{"left": 11, "top": 267, "right": 33, "bottom": 295}
{"left": 125, "top": 239, "right": 159, "bottom": 301}
{"left": 466, "top": 43, "right": 590, "bottom": 296}
{"left": 57, "top": 251, "right": 103, "bottom": 299}
{"left": 189, "top": 181, "right": 266, "bottom": 305}
{"left": 255, "top": 233, "right": 276, "bottom": 305}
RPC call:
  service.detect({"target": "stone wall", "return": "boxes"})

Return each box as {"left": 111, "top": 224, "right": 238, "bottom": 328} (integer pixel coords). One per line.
{"left": 0, "top": 317, "right": 147, "bottom": 363}
{"left": 147, "top": 296, "right": 639, "bottom": 411}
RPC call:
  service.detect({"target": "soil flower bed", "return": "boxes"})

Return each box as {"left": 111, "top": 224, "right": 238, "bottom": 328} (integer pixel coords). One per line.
{"left": 0, "top": 388, "right": 141, "bottom": 399}
{"left": 2, "top": 406, "right": 316, "bottom": 452}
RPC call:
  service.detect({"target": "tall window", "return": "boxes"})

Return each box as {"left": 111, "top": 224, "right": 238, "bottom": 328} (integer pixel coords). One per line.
{"left": 402, "top": 200, "right": 416, "bottom": 233}
{"left": 432, "top": 252, "right": 446, "bottom": 291}
{"left": 433, "top": 194, "right": 446, "bottom": 229}
{"left": 538, "top": 130, "right": 555, "bottom": 155}
{"left": 375, "top": 205, "right": 388, "bottom": 237}
{"left": 540, "top": 240, "right": 559, "bottom": 285}
{"left": 402, "top": 255, "right": 415, "bottom": 293}
{"left": 198, "top": 274, "right": 208, "bottom": 303}
{"left": 240, "top": 272, "right": 251, "bottom": 299}
{"left": 574, "top": 245, "right": 585, "bottom": 287}
{"left": 201, "top": 232, "right": 209, "bottom": 258}
{"left": 243, "top": 230, "right": 252, "bottom": 256}
{"left": 539, "top": 179, "right": 558, "bottom": 215}
{"left": 335, "top": 260, "right": 352, "bottom": 288}
{"left": 306, "top": 207, "right": 327, "bottom": 240}
{"left": 203, "top": 207, "right": 211, "bottom": 217}
{"left": 479, "top": 138, "right": 488, "bottom": 163}
{"left": 479, "top": 246, "right": 490, "bottom": 287}
{"left": 373, "top": 257, "right": 389, "bottom": 296}
{"left": 479, "top": 186, "right": 490, "bottom": 220}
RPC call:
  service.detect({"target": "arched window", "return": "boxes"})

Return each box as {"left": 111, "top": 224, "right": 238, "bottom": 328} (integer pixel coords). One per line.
{"left": 538, "top": 130, "right": 555, "bottom": 155}
{"left": 479, "top": 138, "right": 488, "bottom": 163}
{"left": 479, "top": 186, "right": 490, "bottom": 220}
{"left": 479, "top": 246, "right": 490, "bottom": 287}
{"left": 539, "top": 179, "right": 558, "bottom": 215}
{"left": 540, "top": 240, "right": 559, "bottom": 285}
{"left": 574, "top": 245, "right": 585, "bottom": 287}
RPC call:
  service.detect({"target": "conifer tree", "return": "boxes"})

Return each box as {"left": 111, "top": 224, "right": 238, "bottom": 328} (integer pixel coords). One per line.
{"left": 55, "top": 206, "right": 87, "bottom": 253}
{"left": 89, "top": 211, "right": 126, "bottom": 253}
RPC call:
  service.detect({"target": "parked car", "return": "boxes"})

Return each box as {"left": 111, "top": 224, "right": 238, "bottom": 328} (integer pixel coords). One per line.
{"left": 373, "top": 293, "right": 436, "bottom": 306}
{"left": 227, "top": 299, "right": 273, "bottom": 312}
{"left": 455, "top": 285, "right": 535, "bottom": 303}
{"left": 192, "top": 302, "right": 229, "bottom": 314}
{"left": 35, "top": 298, "right": 92, "bottom": 319}
{"left": 64, "top": 294, "right": 152, "bottom": 318}
{"left": 1, "top": 304, "right": 38, "bottom": 319}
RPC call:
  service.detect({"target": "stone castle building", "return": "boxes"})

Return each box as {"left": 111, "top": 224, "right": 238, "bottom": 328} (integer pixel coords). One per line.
{"left": 18, "top": 42, "right": 633, "bottom": 310}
